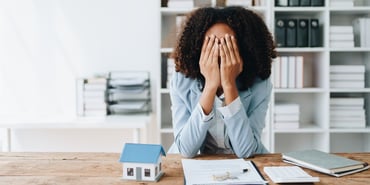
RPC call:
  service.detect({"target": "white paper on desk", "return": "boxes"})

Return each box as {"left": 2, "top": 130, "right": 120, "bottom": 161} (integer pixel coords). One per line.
{"left": 182, "top": 158, "right": 267, "bottom": 185}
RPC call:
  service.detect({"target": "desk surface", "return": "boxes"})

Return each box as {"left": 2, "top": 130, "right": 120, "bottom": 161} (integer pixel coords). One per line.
{"left": 0, "top": 152, "right": 369, "bottom": 185}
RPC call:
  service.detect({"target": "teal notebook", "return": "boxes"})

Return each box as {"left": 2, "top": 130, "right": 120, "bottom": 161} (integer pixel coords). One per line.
{"left": 282, "top": 149, "right": 369, "bottom": 177}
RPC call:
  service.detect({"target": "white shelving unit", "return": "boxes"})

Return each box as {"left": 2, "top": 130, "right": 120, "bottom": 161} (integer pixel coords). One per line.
{"left": 158, "top": 0, "right": 370, "bottom": 153}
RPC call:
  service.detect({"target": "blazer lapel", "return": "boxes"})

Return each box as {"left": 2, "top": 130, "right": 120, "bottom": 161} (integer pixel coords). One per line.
{"left": 239, "top": 88, "right": 252, "bottom": 100}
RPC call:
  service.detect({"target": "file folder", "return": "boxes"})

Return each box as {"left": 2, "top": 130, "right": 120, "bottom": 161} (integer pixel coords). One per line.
{"left": 300, "top": 0, "right": 311, "bottom": 6}
{"left": 275, "top": 19, "right": 286, "bottom": 47}
{"left": 275, "top": 0, "right": 288, "bottom": 6}
{"left": 286, "top": 19, "right": 297, "bottom": 47}
{"left": 297, "top": 19, "right": 309, "bottom": 47}
{"left": 288, "top": 0, "right": 299, "bottom": 6}
{"left": 309, "top": 19, "right": 320, "bottom": 47}
{"left": 311, "top": 0, "right": 324, "bottom": 6}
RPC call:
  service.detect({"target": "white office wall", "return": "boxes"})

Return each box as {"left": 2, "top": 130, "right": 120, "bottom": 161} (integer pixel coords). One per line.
{"left": 0, "top": 0, "right": 160, "bottom": 152}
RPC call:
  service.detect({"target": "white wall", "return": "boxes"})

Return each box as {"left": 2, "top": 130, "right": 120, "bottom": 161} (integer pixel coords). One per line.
{"left": 0, "top": 0, "right": 160, "bottom": 152}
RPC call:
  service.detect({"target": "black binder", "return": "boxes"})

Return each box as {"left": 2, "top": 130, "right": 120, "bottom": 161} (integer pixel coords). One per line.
{"left": 300, "top": 0, "right": 311, "bottom": 6}
{"left": 275, "top": 19, "right": 286, "bottom": 47}
{"left": 288, "top": 0, "right": 299, "bottom": 6}
{"left": 309, "top": 19, "right": 320, "bottom": 47}
{"left": 275, "top": 0, "right": 288, "bottom": 6}
{"left": 297, "top": 19, "right": 309, "bottom": 47}
{"left": 311, "top": 0, "right": 324, "bottom": 6}
{"left": 286, "top": 19, "right": 297, "bottom": 47}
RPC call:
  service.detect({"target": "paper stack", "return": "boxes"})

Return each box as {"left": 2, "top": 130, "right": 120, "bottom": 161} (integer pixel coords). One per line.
{"left": 167, "top": 0, "right": 194, "bottom": 8}
{"left": 353, "top": 17, "right": 370, "bottom": 47}
{"left": 107, "top": 71, "right": 151, "bottom": 115}
{"left": 274, "top": 104, "right": 300, "bottom": 129}
{"left": 330, "top": 0, "right": 354, "bottom": 7}
{"left": 226, "top": 0, "right": 253, "bottom": 6}
{"left": 76, "top": 77, "right": 108, "bottom": 117}
{"left": 330, "top": 65, "right": 365, "bottom": 88}
{"left": 166, "top": 58, "right": 176, "bottom": 88}
{"left": 330, "top": 26, "right": 354, "bottom": 48}
{"left": 330, "top": 97, "right": 366, "bottom": 128}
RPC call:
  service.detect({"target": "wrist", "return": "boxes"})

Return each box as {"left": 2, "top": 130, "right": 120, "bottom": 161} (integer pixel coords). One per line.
{"left": 222, "top": 80, "right": 237, "bottom": 90}
{"left": 204, "top": 82, "right": 219, "bottom": 92}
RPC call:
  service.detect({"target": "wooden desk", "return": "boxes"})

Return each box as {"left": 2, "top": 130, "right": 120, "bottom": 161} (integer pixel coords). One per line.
{"left": 0, "top": 152, "right": 369, "bottom": 185}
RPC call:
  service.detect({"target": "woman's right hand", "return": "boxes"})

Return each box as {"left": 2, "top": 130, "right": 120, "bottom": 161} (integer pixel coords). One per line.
{"left": 198, "top": 35, "right": 220, "bottom": 115}
{"left": 199, "top": 35, "right": 220, "bottom": 90}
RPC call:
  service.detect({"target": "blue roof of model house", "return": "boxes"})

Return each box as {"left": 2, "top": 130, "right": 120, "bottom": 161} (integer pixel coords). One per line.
{"left": 119, "top": 143, "right": 166, "bottom": 164}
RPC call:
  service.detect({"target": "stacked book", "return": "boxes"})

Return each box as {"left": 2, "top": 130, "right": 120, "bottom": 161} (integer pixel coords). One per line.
{"left": 330, "top": 65, "right": 365, "bottom": 88}
{"left": 226, "top": 0, "right": 253, "bottom": 6}
{"left": 166, "top": 58, "right": 176, "bottom": 88}
{"left": 274, "top": 104, "right": 300, "bottom": 129}
{"left": 167, "top": 0, "right": 194, "bottom": 8}
{"left": 76, "top": 77, "right": 108, "bottom": 117}
{"left": 107, "top": 71, "right": 151, "bottom": 115}
{"left": 273, "top": 56, "right": 304, "bottom": 89}
{"left": 330, "top": 26, "right": 354, "bottom": 48}
{"left": 353, "top": 17, "right": 370, "bottom": 47}
{"left": 330, "top": 0, "right": 354, "bottom": 7}
{"left": 330, "top": 97, "right": 366, "bottom": 128}
{"left": 283, "top": 149, "right": 369, "bottom": 177}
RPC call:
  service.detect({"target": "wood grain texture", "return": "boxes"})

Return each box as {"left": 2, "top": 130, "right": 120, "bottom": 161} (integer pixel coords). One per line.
{"left": 0, "top": 152, "right": 369, "bottom": 185}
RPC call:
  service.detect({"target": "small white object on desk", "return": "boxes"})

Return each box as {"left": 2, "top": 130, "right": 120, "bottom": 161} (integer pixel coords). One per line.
{"left": 264, "top": 166, "right": 320, "bottom": 183}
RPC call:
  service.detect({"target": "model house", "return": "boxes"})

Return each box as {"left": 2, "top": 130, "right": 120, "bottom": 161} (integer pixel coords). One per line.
{"left": 119, "top": 143, "right": 166, "bottom": 182}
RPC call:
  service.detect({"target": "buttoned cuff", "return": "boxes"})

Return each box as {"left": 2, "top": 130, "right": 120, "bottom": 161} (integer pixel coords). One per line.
{"left": 217, "top": 97, "right": 242, "bottom": 118}
{"left": 197, "top": 103, "right": 214, "bottom": 122}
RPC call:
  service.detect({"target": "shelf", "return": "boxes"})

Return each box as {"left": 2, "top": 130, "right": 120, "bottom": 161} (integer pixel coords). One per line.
{"left": 274, "top": 7, "right": 325, "bottom": 12}
{"left": 330, "top": 47, "right": 370, "bottom": 52}
{"left": 161, "top": 6, "right": 268, "bottom": 15}
{"left": 273, "top": 124, "right": 327, "bottom": 133}
{"left": 160, "top": 88, "right": 170, "bottom": 94}
{"left": 330, "top": 127, "right": 370, "bottom": 133}
{"left": 160, "top": 128, "right": 174, "bottom": 133}
{"left": 274, "top": 88, "right": 325, "bottom": 93}
{"left": 161, "top": 48, "right": 174, "bottom": 53}
{"left": 247, "top": 6, "right": 267, "bottom": 12}
{"left": 277, "top": 47, "right": 326, "bottom": 52}
{"left": 330, "top": 88, "right": 370, "bottom": 93}
{"left": 160, "top": 2, "right": 370, "bottom": 153}
{"left": 329, "top": 6, "right": 370, "bottom": 14}
{"left": 160, "top": 7, "right": 193, "bottom": 15}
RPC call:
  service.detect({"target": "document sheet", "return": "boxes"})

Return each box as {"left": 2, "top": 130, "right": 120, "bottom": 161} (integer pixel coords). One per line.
{"left": 182, "top": 158, "right": 267, "bottom": 185}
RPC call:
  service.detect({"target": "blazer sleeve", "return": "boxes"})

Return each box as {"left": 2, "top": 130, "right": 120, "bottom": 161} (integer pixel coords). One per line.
{"left": 224, "top": 78, "right": 272, "bottom": 158}
{"left": 169, "top": 73, "right": 214, "bottom": 158}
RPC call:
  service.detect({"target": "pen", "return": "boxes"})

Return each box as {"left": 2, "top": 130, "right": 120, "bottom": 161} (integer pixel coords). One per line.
{"left": 212, "top": 168, "right": 249, "bottom": 181}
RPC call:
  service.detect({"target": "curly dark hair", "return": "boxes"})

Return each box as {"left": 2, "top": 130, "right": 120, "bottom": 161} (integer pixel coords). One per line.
{"left": 172, "top": 6, "right": 276, "bottom": 90}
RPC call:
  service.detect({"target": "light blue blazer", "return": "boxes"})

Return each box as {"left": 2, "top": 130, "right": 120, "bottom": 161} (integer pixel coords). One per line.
{"left": 168, "top": 72, "right": 272, "bottom": 158}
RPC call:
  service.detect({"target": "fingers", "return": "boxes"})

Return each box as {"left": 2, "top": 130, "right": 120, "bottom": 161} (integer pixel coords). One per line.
{"left": 219, "top": 41, "right": 225, "bottom": 63}
{"left": 230, "top": 35, "right": 240, "bottom": 59}
{"left": 224, "top": 34, "right": 237, "bottom": 64}
{"left": 212, "top": 38, "right": 219, "bottom": 64}
{"left": 200, "top": 35, "right": 217, "bottom": 63}
{"left": 199, "top": 36, "right": 209, "bottom": 62}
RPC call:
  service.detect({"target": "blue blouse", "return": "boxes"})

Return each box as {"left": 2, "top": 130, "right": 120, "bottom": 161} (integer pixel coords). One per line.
{"left": 168, "top": 72, "right": 272, "bottom": 158}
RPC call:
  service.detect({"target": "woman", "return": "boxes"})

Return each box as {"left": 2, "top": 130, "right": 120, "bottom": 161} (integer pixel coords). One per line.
{"left": 168, "top": 6, "right": 276, "bottom": 158}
